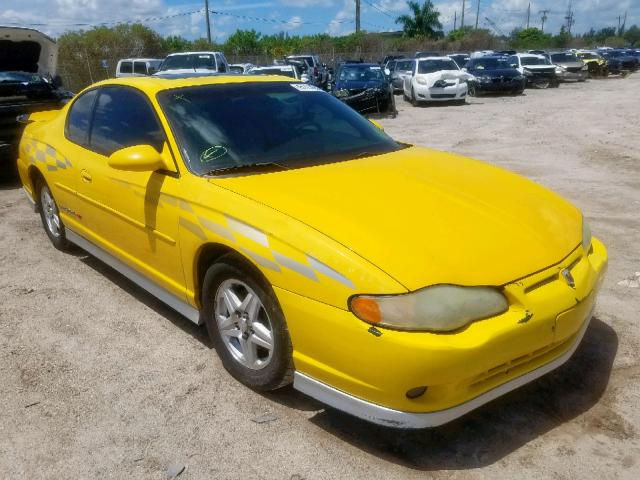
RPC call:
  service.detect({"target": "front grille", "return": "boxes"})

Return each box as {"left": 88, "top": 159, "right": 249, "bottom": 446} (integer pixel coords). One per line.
{"left": 431, "top": 93, "right": 456, "bottom": 99}
{"left": 566, "top": 66, "right": 583, "bottom": 73}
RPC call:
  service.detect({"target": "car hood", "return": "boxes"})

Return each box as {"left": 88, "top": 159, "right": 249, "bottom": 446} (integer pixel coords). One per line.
{"left": 210, "top": 147, "right": 581, "bottom": 290}
{"left": 470, "top": 68, "right": 520, "bottom": 77}
{"left": 336, "top": 80, "right": 385, "bottom": 90}
{"left": 555, "top": 61, "right": 584, "bottom": 68}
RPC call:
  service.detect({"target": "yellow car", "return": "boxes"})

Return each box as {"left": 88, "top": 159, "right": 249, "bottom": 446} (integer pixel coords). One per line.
{"left": 576, "top": 50, "right": 609, "bottom": 77}
{"left": 17, "top": 75, "right": 607, "bottom": 428}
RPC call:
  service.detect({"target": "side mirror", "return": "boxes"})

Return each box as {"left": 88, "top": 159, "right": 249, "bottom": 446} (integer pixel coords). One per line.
{"left": 108, "top": 144, "right": 174, "bottom": 172}
{"left": 384, "top": 68, "right": 391, "bottom": 76}
{"left": 462, "top": 67, "right": 468, "bottom": 72}
{"left": 369, "top": 119, "right": 384, "bottom": 131}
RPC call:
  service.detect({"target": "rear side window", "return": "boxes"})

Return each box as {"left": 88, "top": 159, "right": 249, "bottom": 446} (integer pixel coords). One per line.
{"left": 133, "top": 62, "right": 147, "bottom": 75}
{"left": 90, "top": 86, "right": 164, "bottom": 156}
{"left": 119, "top": 61, "right": 132, "bottom": 74}
{"left": 65, "top": 89, "right": 98, "bottom": 146}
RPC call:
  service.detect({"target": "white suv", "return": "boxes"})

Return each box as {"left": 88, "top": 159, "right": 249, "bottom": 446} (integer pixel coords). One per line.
{"left": 156, "top": 51, "right": 229, "bottom": 76}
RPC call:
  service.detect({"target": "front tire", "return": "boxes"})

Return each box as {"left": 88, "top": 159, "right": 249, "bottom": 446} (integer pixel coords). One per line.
{"left": 37, "top": 179, "right": 70, "bottom": 251}
{"left": 202, "top": 255, "right": 294, "bottom": 391}
{"left": 410, "top": 87, "right": 418, "bottom": 106}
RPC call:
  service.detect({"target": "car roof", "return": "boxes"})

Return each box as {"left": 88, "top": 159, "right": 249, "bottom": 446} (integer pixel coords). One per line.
{"left": 81, "top": 75, "right": 297, "bottom": 96}
{"left": 166, "top": 51, "right": 223, "bottom": 56}
{"left": 416, "top": 56, "right": 451, "bottom": 61}
{"left": 118, "top": 58, "right": 161, "bottom": 62}
{"left": 340, "top": 63, "right": 379, "bottom": 67}
{"left": 251, "top": 65, "right": 295, "bottom": 70}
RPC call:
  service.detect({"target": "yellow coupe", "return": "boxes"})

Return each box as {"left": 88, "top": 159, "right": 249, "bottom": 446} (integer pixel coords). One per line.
{"left": 17, "top": 75, "right": 607, "bottom": 428}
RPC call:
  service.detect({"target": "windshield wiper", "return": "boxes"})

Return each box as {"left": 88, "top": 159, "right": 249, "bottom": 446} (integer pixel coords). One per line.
{"left": 205, "top": 162, "right": 289, "bottom": 176}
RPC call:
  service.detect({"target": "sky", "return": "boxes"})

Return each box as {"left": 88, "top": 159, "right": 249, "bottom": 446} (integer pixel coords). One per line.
{"left": 0, "top": 0, "right": 638, "bottom": 40}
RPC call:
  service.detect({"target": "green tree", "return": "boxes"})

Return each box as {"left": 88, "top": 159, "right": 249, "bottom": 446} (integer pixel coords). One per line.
{"left": 395, "top": 1, "right": 443, "bottom": 39}
{"left": 624, "top": 25, "right": 640, "bottom": 46}
{"left": 224, "top": 29, "right": 262, "bottom": 55}
{"left": 510, "top": 27, "right": 552, "bottom": 49}
{"left": 554, "top": 25, "right": 572, "bottom": 48}
{"left": 447, "top": 26, "right": 473, "bottom": 41}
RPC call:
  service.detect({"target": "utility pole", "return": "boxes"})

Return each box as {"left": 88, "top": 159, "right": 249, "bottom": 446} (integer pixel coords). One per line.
{"left": 622, "top": 10, "right": 627, "bottom": 33}
{"left": 565, "top": 0, "right": 575, "bottom": 34}
{"left": 461, "top": 0, "right": 465, "bottom": 28}
{"left": 355, "top": 0, "right": 361, "bottom": 33}
{"left": 618, "top": 15, "right": 622, "bottom": 34}
{"left": 540, "top": 9, "right": 549, "bottom": 32}
{"left": 204, "top": 0, "right": 211, "bottom": 43}
{"left": 454, "top": 11, "right": 457, "bottom": 30}
{"left": 526, "top": 2, "right": 530, "bottom": 28}
{"left": 475, "top": 0, "right": 480, "bottom": 29}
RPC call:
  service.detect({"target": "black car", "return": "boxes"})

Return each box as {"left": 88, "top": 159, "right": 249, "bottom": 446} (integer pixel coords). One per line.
{"left": 467, "top": 56, "right": 526, "bottom": 95}
{"left": 331, "top": 63, "right": 396, "bottom": 117}
{"left": 448, "top": 53, "right": 470, "bottom": 68}
{"left": 599, "top": 50, "right": 638, "bottom": 74}
{"left": 0, "top": 71, "right": 72, "bottom": 177}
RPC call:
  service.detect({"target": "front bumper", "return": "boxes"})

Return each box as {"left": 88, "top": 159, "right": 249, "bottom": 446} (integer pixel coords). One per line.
{"left": 281, "top": 237, "right": 607, "bottom": 427}
{"left": 473, "top": 78, "right": 526, "bottom": 92}
{"left": 338, "top": 89, "right": 393, "bottom": 115}
{"left": 414, "top": 82, "right": 467, "bottom": 101}
{"left": 295, "top": 306, "right": 593, "bottom": 428}
{"left": 557, "top": 70, "right": 588, "bottom": 81}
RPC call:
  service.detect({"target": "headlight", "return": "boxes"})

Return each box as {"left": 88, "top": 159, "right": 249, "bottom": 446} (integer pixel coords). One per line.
{"left": 335, "top": 89, "right": 349, "bottom": 98}
{"left": 349, "top": 285, "right": 509, "bottom": 332}
{"left": 582, "top": 216, "right": 592, "bottom": 251}
{"left": 416, "top": 77, "right": 428, "bottom": 85}
{"left": 478, "top": 76, "right": 492, "bottom": 82}
{"left": 581, "top": 64, "right": 588, "bottom": 70}
{"left": 555, "top": 67, "right": 564, "bottom": 74}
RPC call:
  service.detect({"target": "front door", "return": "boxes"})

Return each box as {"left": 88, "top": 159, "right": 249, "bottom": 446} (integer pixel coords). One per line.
{"left": 72, "top": 85, "right": 186, "bottom": 299}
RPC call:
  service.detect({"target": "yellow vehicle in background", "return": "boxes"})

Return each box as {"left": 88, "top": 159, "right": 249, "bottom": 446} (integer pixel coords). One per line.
{"left": 17, "top": 75, "right": 607, "bottom": 428}
{"left": 576, "top": 50, "right": 609, "bottom": 77}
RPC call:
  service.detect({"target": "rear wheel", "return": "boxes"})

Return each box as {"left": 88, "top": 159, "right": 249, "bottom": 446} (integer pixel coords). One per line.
{"left": 202, "top": 255, "right": 294, "bottom": 391}
{"left": 37, "top": 179, "right": 70, "bottom": 251}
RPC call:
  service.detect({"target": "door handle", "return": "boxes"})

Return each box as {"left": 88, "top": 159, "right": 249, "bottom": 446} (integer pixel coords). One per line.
{"left": 80, "top": 169, "right": 92, "bottom": 183}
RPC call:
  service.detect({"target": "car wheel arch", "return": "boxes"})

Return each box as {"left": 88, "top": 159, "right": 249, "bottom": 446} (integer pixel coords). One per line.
{"left": 194, "top": 243, "right": 273, "bottom": 310}
{"left": 28, "top": 166, "right": 46, "bottom": 209}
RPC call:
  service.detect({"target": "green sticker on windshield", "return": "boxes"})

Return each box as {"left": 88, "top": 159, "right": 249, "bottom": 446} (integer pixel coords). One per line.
{"left": 200, "top": 145, "right": 228, "bottom": 164}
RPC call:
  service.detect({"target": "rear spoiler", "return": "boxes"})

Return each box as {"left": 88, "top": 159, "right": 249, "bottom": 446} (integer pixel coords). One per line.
{"left": 17, "top": 109, "right": 61, "bottom": 124}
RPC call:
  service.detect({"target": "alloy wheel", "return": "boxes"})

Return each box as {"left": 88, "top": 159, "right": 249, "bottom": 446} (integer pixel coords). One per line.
{"left": 40, "top": 186, "right": 61, "bottom": 238}
{"left": 214, "top": 279, "right": 274, "bottom": 370}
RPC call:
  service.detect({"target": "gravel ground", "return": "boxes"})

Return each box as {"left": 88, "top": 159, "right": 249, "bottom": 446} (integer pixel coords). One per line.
{"left": 1, "top": 75, "right": 639, "bottom": 480}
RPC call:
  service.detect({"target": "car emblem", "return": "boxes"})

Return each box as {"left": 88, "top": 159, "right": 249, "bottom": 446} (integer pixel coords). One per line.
{"left": 561, "top": 268, "right": 575, "bottom": 288}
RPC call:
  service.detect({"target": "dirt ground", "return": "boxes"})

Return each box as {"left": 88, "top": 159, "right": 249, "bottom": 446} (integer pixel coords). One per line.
{"left": 1, "top": 75, "right": 639, "bottom": 480}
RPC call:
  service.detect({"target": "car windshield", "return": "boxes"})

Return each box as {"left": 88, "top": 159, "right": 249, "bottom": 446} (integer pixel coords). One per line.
{"left": 288, "top": 56, "right": 314, "bottom": 67}
{"left": 551, "top": 53, "right": 578, "bottom": 62}
{"left": 470, "top": 58, "right": 513, "bottom": 70}
{"left": 229, "top": 66, "right": 244, "bottom": 74}
{"left": 0, "top": 71, "right": 48, "bottom": 84}
{"left": 338, "top": 65, "right": 384, "bottom": 81}
{"left": 519, "top": 56, "right": 551, "bottom": 66}
{"left": 159, "top": 54, "right": 216, "bottom": 71}
{"left": 157, "top": 82, "right": 402, "bottom": 175}
{"left": 250, "top": 68, "right": 296, "bottom": 78}
{"left": 417, "top": 59, "right": 458, "bottom": 73}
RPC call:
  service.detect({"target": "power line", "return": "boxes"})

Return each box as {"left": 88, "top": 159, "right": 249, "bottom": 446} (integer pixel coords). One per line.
{"left": 361, "top": 0, "right": 396, "bottom": 19}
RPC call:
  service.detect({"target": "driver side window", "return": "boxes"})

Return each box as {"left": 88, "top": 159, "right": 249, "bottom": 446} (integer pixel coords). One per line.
{"left": 90, "top": 86, "right": 165, "bottom": 157}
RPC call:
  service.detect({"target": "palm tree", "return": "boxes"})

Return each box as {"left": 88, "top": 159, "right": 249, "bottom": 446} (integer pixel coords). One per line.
{"left": 396, "top": 1, "right": 444, "bottom": 39}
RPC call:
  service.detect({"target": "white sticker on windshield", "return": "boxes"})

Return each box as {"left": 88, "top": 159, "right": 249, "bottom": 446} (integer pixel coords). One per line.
{"left": 370, "top": 66, "right": 381, "bottom": 70}
{"left": 290, "top": 83, "right": 322, "bottom": 92}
